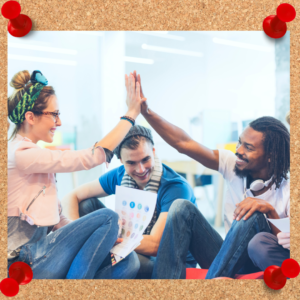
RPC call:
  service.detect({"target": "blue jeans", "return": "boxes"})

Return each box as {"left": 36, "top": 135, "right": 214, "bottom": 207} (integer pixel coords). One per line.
{"left": 248, "top": 232, "right": 290, "bottom": 271}
{"left": 135, "top": 254, "right": 156, "bottom": 279}
{"left": 206, "top": 208, "right": 271, "bottom": 278}
{"left": 79, "top": 197, "right": 196, "bottom": 279}
{"left": 152, "top": 199, "right": 223, "bottom": 279}
{"left": 152, "top": 199, "right": 271, "bottom": 279}
{"left": 8, "top": 209, "right": 139, "bottom": 279}
{"left": 79, "top": 197, "right": 141, "bottom": 278}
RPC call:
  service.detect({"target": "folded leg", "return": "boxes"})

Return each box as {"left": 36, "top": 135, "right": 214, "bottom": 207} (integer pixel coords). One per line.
{"left": 248, "top": 232, "right": 290, "bottom": 271}
{"left": 206, "top": 212, "right": 271, "bottom": 279}
{"left": 152, "top": 199, "right": 223, "bottom": 279}
{"left": 21, "top": 209, "right": 118, "bottom": 279}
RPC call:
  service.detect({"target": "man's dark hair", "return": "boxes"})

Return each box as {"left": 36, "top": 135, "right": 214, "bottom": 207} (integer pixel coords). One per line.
{"left": 113, "top": 125, "right": 154, "bottom": 159}
{"left": 249, "top": 116, "right": 290, "bottom": 189}
{"left": 120, "top": 135, "right": 153, "bottom": 155}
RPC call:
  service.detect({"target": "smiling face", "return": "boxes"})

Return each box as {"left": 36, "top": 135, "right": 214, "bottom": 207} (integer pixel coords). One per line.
{"left": 29, "top": 95, "right": 61, "bottom": 143}
{"left": 234, "top": 126, "right": 269, "bottom": 179}
{"left": 120, "top": 140, "right": 156, "bottom": 189}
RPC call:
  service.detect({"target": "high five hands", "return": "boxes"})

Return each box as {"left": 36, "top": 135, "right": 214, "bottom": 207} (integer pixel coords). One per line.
{"left": 124, "top": 72, "right": 143, "bottom": 116}
{"left": 125, "top": 70, "right": 149, "bottom": 115}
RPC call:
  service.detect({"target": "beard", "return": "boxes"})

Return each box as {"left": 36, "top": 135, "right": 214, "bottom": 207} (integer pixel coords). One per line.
{"left": 233, "top": 165, "right": 252, "bottom": 178}
{"left": 234, "top": 152, "right": 251, "bottom": 178}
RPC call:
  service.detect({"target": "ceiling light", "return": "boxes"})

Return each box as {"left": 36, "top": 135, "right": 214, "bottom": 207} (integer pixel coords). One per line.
{"left": 141, "top": 44, "right": 203, "bottom": 57}
{"left": 124, "top": 56, "right": 154, "bottom": 64}
{"left": 8, "top": 42, "right": 77, "bottom": 55}
{"left": 137, "top": 31, "right": 184, "bottom": 41}
{"left": 8, "top": 54, "right": 77, "bottom": 66}
{"left": 212, "top": 38, "right": 273, "bottom": 52}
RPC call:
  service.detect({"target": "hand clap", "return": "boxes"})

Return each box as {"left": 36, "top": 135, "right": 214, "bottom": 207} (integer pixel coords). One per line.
{"left": 125, "top": 72, "right": 142, "bottom": 118}
{"left": 126, "top": 70, "right": 149, "bottom": 115}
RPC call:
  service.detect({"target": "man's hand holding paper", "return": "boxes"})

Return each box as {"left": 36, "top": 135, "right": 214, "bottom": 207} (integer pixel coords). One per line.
{"left": 277, "top": 232, "right": 290, "bottom": 250}
{"left": 110, "top": 186, "right": 157, "bottom": 262}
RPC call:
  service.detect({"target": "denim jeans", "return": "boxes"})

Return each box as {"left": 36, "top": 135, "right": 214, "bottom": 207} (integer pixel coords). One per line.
{"left": 135, "top": 254, "right": 156, "bottom": 279}
{"left": 79, "top": 197, "right": 141, "bottom": 278}
{"left": 152, "top": 199, "right": 271, "bottom": 279}
{"left": 8, "top": 208, "right": 139, "bottom": 279}
{"left": 152, "top": 199, "right": 223, "bottom": 279}
{"left": 79, "top": 197, "right": 196, "bottom": 279}
{"left": 133, "top": 254, "right": 197, "bottom": 279}
{"left": 248, "top": 232, "right": 290, "bottom": 271}
{"left": 206, "top": 208, "right": 271, "bottom": 278}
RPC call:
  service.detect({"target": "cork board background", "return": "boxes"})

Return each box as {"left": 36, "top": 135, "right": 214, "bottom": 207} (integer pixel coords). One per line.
{"left": 1, "top": 0, "right": 299, "bottom": 299}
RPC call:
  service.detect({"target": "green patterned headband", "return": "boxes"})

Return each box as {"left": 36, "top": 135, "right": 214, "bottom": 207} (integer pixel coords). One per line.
{"left": 9, "top": 71, "right": 48, "bottom": 125}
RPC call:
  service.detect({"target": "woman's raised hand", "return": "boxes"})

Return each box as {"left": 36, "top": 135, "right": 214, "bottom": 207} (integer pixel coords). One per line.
{"left": 125, "top": 72, "right": 142, "bottom": 118}
{"left": 94, "top": 73, "right": 142, "bottom": 151}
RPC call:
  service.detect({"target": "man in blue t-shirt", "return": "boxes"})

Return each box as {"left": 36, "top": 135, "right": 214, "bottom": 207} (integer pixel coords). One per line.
{"left": 62, "top": 125, "right": 197, "bottom": 278}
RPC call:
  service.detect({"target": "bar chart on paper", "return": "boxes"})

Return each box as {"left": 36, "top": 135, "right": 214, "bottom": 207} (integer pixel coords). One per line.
{"left": 110, "top": 186, "right": 157, "bottom": 262}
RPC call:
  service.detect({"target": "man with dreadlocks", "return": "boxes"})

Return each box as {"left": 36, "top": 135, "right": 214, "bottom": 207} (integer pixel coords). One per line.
{"left": 134, "top": 71, "right": 290, "bottom": 279}
{"left": 247, "top": 113, "right": 291, "bottom": 272}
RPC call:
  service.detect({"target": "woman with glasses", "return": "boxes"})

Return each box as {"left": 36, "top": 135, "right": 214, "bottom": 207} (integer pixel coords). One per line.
{"left": 7, "top": 70, "right": 141, "bottom": 279}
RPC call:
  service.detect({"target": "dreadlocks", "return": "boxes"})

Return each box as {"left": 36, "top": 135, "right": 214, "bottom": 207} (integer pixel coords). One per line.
{"left": 249, "top": 116, "right": 290, "bottom": 189}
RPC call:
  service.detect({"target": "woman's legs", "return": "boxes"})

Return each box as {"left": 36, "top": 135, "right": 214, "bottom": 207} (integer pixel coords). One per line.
{"left": 23, "top": 208, "right": 118, "bottom": 279}
{"left": 78, "top": 197, "right": 141, "bottom": 279}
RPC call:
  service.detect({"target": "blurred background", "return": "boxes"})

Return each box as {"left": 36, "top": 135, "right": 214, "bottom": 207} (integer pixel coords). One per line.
{"left": 8, "top": 31, "right": 290, "bottom": 238}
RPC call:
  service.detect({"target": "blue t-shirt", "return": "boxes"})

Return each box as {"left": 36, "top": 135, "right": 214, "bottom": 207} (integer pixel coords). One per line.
{"left": 99, "top": 163, "right": 197, "bottom": 263}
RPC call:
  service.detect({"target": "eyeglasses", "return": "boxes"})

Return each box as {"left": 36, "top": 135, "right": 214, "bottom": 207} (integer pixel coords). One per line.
{"left": 32, "top": 111, "right": 61, "bottom": 122}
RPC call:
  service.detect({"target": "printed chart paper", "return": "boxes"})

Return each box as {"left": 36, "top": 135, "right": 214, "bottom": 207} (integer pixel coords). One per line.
{"left": 110, "top": 186, "right": 157, "bottom": 259}
{"left": 267, "top": 217, "right": 290, "bottom": 233}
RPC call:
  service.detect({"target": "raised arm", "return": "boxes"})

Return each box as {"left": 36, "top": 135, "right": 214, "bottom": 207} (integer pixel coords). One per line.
{"left": 95, "top": 73, "right": 142, "bottom": 151}
{"left": 15, "top": 74, "right": 142, "bottom": 174}
{"left": 128, "top": 72, "right": 219, "bottom": 171}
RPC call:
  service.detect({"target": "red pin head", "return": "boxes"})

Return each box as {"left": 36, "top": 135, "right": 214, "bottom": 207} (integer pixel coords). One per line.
{"left": 281, "top": 258, "right": 300, "bottom": 278}
{"left": 9, "top": 262, "right": 33, "bottom": 285}
{"left": 263, "top": 3, "right": 296, "bottom": 39}
{"left": 1, "top": 0, "right": 32, "bottom": 37}
{"left": 0, "top": 278, "right": 19, "bottom": 297}
{"left": 277, "top": 3, "right": 296, "bottom": 22}
{"left": 1, "top": 0, "right": 21, "bottom": 19}
{"left": 264, "top": 265, "right": 287, "bottom": 290}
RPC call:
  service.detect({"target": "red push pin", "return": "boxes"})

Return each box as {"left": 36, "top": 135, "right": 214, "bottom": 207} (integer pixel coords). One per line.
{"left": 1, "top": 0, "right": 32, "bottom": 37}
{"left": 9, "top": 262, "right": 33, "bottom": 285}
{"left": 0, "top": 278, "right": 19, "bottom": 297}
{"left": 263, "top": 3, "right": 296, "bottom": 39}
{"left": 281, "top": 258, "right": 300, "bottom": 278}
{"left": 0, "top": 262, "right": 33, "bottom": 297}
{"left": 264, "top": 265, "right": 287, "bottom": 290}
